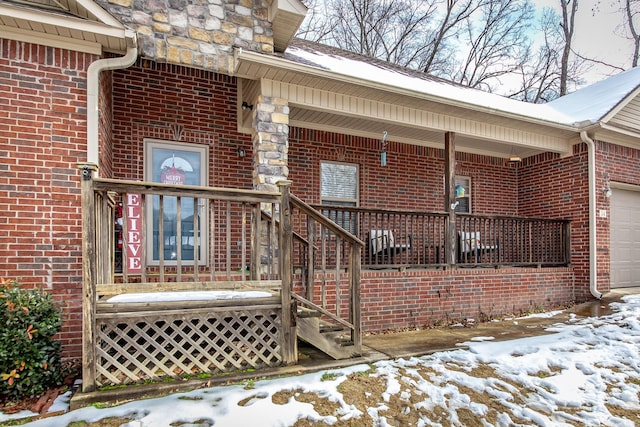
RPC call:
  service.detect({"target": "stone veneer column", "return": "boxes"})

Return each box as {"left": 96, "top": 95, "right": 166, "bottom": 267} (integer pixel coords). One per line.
{"left": 252, "top": 95, "right": 289, "bottom": 191}
{"left": 252, "top": 95, "right": 289, "bottom": 273}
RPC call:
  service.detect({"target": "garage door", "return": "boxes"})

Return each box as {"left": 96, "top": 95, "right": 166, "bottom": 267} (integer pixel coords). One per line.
{"left": 610, "top": 188, "right": 640, "bottom": 288}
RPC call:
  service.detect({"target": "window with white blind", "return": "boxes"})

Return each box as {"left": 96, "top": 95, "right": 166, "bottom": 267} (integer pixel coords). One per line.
{"left": 320, "top": 161, "right": 359, "bottom": 232}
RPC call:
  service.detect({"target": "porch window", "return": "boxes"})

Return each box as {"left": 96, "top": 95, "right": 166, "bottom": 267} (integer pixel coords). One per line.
{"left": 320, "top": 161, "right": 359, "bottom": 233}
{"left": 454, "top": 176, "right": 471, "bottom": 213}
{"left": 144, "top": 140, "right": 208, "bottom": 264}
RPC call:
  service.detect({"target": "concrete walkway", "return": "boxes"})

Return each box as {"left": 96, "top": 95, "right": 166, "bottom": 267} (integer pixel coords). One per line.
{"left": 359, "top": 287, "right": 639, "bottom": 360}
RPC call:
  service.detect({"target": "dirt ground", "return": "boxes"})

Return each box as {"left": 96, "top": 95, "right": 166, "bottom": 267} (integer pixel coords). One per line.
{"left": 30, "top": 362, "right": 637, "bottom": 427}
{"left": 5, "top": 291, "right": 639, "bottom": 426}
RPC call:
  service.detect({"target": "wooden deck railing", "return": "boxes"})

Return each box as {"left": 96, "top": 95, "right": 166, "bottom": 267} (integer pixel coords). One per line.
{"left": 80, "top": 167, "right": 296, "bottom": 391}
{"left": 290, "top": 195, "right": 365, "bottom": 352}
{"left": 314, "top": 206, "right": 571, "bottom": 269}
{"left": 80, "top": 168, "right": 365, "bottom": 389}
{"left": 457, "top": 214, "right": 571, "bottom": 267}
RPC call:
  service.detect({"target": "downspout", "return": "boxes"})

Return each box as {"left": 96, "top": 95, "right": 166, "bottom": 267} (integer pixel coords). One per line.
{"left": 86, "top": 30, "right": 138, "bottom": 169}
{"left": 580, "top": 130, "right": 603, "bottom": 299}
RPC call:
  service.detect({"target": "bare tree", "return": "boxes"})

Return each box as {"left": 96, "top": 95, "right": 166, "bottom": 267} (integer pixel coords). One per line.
{"left": 621, "top": 0, "right": 640, "bottom": 66}
{"left": 296, "top": 0, "right": 339, "bottom": 42}
{"left": 452, "top": 0, "right": 534, "bottom": 92}
{"left": 420, "top": 0, "right": 485, "bottom": 74}
{"left": 312, "top": 0, "right": 439, "bottom": 68}
{"left": 559, "top": 0, "right": 578, "bottom": 95}
{"left": 508, "top": 8, "right": 563, "bottom": 102}
{"left": 296, "top": 0, "right": 591, "bottom": 99}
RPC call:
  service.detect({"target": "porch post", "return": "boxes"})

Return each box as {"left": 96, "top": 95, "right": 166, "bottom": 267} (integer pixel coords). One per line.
{"left": 252, "top": 95, "right": 289, "bottom": 193}
{"left": 78, "top": 163, "right": 98, "bottom": 392}
{"left": 252, "top": 95, "right": 290, "bottom": 276}
{"left": 444, "top": 132, "right": 457, "bottom": 267}
{"left": 278, "top": 180, "right": 297, "bottom": 365}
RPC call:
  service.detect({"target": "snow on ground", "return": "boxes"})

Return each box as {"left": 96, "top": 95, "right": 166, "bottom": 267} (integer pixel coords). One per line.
{"left": 4, "top": 294, "right": 640, "bottom": 427}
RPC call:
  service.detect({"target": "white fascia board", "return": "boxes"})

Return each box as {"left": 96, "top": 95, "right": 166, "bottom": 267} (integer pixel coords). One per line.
{"left": 1, "top": 25, "right": 102, "bottom": 54}
{"left": 269, "top": 0, "right": 308, "bottom": 21}
{"left": 600, "top": 85, "right": 640, "bottom": 123}
{"left": 0, "top": 3, "right": 126, "bottom": 39}
{"left": 236, "top": 49, "right": 580, "bottom": 133}
{"left": 75, "top": 0, "right": 124, "bottom": 28}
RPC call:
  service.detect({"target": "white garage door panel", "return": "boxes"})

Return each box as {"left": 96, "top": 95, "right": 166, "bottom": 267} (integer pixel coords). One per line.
{"left": 611, "top": 188, "right": 640, "bottom": 288}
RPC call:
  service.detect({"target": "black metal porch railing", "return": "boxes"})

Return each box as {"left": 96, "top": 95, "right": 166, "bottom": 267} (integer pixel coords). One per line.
{"left": 312, "top": 205, "right": 571, "bottom": 269}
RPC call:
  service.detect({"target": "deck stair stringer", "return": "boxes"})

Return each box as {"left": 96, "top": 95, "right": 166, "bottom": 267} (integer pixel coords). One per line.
{"left": 295, "top": 307, "right": 359, "bottom": 360}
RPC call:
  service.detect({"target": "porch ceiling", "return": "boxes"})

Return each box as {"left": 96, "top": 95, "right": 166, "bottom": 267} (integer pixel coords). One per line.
{"left": 288, "top": 108, "right": 545, "bottom": 159}
{"left": 0, "top": 0, "right": 127, "bottom": 54}
{"left": 235, "top": 52, "right": 577, "bottom": 159}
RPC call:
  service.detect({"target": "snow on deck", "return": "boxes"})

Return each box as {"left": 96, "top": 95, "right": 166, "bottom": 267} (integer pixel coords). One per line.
{"left": 106, "top": 290, "right": 273, "bottom": 303}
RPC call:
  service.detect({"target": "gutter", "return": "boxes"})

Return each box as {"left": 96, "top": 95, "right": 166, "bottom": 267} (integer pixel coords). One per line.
{"left": 86, "top": 30, "right": 138, "bottom": 169}
{"left": 580, "top": 130, "right": 603, "bottom": 299}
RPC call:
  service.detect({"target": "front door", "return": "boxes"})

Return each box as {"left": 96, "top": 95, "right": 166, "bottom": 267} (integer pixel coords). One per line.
{"left": 144, "top": 139, "right": 208, "bottom": 264}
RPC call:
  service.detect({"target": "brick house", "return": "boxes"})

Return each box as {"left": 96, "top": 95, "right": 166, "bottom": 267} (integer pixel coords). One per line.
{"left": 2, "top": 0, "right": 640, "bottom": 382}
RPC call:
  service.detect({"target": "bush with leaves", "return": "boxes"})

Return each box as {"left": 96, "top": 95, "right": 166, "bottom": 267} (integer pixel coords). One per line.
{"left": 0, "top": 278, "right": 65, "bottom": 402}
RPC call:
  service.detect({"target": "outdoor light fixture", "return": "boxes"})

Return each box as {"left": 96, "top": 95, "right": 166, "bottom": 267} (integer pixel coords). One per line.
{"left": 380, "top": 131, "right": 388, "bottom": 166}
{"left": 237, "top": 146, "right": 246, "bottom": 158}
{"left": 508, "top": 146, "right": 522, "bottom": 163}
{"left": 241, "top": 101, "right": 253, "bottom": 111}
{"left": 602, "top": 172, "right": 612, "bottom": 198}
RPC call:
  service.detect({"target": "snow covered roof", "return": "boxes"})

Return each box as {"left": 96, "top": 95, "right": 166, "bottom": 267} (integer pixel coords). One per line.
{"left": 284, "top": 39, "right": 640, "bottom": 127}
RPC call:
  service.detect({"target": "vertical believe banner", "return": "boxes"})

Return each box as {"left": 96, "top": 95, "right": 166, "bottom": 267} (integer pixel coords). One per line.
{"left": 126, "top": 193, "right": 143, "bottom": 273}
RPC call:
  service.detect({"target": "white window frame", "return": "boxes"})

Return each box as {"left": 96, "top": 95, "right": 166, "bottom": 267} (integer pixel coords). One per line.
{"left": 320, "top": 161, "right": 359, "bottom": 205}
{"left": 144, "top": 139, "right": 209, "bottom": 265}
{"left": 320, "top": 161, "right": 359, "bottom": 232}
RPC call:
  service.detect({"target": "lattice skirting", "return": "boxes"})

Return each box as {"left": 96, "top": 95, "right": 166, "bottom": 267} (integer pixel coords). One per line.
{"left": 95, "top": 306, "right": 282, "bottom": 386}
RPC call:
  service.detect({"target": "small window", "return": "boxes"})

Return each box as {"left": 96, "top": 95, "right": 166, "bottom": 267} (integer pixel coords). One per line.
{"left": 454, "top": 176, "right": 471, "bottom": 213}
{"left": 320, "top": 161, "right": 358, "bottom": 232}
{"left": 144, "top": 139, "right": 208, "bottom": 264}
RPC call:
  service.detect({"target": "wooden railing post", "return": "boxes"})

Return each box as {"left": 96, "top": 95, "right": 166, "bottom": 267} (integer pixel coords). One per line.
{"left": 78, "top": 163, "right": 98, "bottom": 392}
{"left": 306, "top": 218, "right": 315, "bottom": 301}
{"left": 278, "top": 180, "right": 296, "bottom": 364}
{"left": 563, "top": 221, "right": 572, "bottom": 265}
{"left": 444, "top": 132, "right": 457, "bottom": 267}
{"left": 350, "top": 245, "right": 362, "bottom": 351}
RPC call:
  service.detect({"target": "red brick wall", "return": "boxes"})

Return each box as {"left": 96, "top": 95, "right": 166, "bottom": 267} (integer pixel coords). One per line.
{"left": 293, "top": 267, "right": 575, "bottom": 331}
{"left": 518, "top": 145, "right": 600, "bottom": 301}
{"left": 0, "top": 39, "right": 95, "bottom": 359}
{"left": 360, "top": 268, "right": 575, "bottom": 329}
{"left": 111, "top": 60, "right": 253, "bottom": 187}
{"left": 98, "top": 70, "right": 114, "bottom": 177}
{"left": 288, "top": 128, "right": 519, "bottom": 215}
{"left": 597, "top": 140, "right": 640, "bottom": 289}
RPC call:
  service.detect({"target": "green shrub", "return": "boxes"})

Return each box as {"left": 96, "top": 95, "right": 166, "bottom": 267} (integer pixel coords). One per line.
{"left": 0, "top": 278, "right": 65, "bottom": 402}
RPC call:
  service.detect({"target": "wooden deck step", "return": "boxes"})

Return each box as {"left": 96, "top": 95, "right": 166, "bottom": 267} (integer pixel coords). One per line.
{"left": 295, "top": 315, "right": 359, "bottom": 360}
{"left": 319, "top": 322, "right": 343, "bottom": 333}
{"left": 297, "top": 306, "right": 322, "bottom": 318}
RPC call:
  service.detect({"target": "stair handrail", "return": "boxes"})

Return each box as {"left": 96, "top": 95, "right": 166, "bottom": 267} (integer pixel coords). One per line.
{"left": 289, "top": 193, "right": 364, "bottom": 352}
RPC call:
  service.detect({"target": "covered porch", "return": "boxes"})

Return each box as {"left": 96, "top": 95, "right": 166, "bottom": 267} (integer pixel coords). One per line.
{"left": 81, "top": 35, "right": 580, "bottom": 394}
{"left": 80, "top": 163, "right": 572, "bottom": 391}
